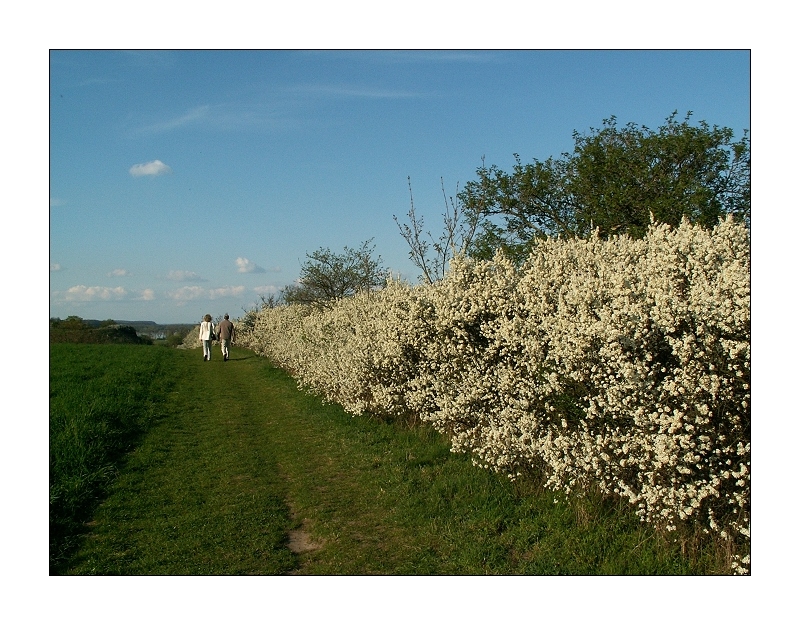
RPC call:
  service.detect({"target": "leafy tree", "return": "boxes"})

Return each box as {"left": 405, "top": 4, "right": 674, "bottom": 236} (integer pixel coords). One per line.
{"left": 166, "top": 332, "right": 185, "bottom": 348}
{"left": 459, "top": 112, "right": 750, "bottom": 263}
{"left": 239, "top": 294, "right": 281, "bottom": 334}
{"left": 282, "top": 239, "right": 388, "bottom": 307}
{"left": 49, "top": 316, "right": 89, "bottom": 332}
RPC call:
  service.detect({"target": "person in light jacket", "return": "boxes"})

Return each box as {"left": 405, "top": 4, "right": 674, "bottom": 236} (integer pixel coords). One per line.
{"left": 199, "top": 314, "right": 215, "bottom": 361}
{"left": 217, "top": 313, "right": 235, "bottom": 361}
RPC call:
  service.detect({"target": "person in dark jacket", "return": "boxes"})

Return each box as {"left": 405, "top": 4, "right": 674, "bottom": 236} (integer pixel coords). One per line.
{"left": 217, "top": 313, "right": 235, "bottom": 361}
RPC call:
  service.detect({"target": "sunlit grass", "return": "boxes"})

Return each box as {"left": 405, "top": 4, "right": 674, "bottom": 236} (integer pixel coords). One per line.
{"left": 53, "top": 344, "right": 726, "bottom": 575}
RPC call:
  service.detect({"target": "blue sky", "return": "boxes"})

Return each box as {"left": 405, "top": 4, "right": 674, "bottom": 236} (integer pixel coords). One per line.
{"left": 49, "top": 50, "right": 750, "bottom": 324}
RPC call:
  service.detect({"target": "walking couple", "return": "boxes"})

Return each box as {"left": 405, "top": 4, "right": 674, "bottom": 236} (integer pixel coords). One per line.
{"left": 199, "top": 313, "right": 236, "bottom": 361}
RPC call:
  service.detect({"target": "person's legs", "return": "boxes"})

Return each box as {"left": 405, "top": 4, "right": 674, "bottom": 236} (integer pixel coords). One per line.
{"left": 220, "top": 339, "right": 229, "bottom": 360}
{"left": 203, "top": 339, "right": 212, "bottom": 360}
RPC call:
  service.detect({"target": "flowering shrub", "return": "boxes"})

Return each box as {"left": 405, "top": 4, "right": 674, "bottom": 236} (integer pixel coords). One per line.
{"left": 237, "top": 217, "right": 750, "bottom": 571}
{"left": 180, "top": 325, "right": 201, "bottom": 349}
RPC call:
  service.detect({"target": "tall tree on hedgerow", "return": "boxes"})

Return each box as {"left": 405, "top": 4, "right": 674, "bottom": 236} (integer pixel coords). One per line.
{"left": 459, "top": 112, "right": 750, "bottom": 263}
{"left": 282, "top": 239, "right": 389, "bottom": 307}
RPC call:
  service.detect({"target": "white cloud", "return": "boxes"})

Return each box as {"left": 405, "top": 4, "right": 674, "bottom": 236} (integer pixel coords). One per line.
{"left": 166, "top": 285, "right": 246, "bottom": 301}
{"left": 55, "top": 285, "right": 158, "bottom": 302}
{"left": 129, "top": 159, "right": 172, "bottom": 177}
{"left": 210, "top": 286, "right": 246, "bottom": 298}
{"left": 236, "top": 257, "right": 266, "bottom": 273}
{"left": 167, "top": 270, "right": 204, "bottom": 282}
{"left": 166, "top": 286, "right": 204, "bottom": 301}
{"left": 63, "top": 285, "right": 128, "bottom": 301}
{"left": 50, "top": 263, "right": 62, "bottom": 272}
{"left": 253, "top": 285, "right": 278, "bottom": 295}
{"left": 50, "top": 197, "right": 66, "bottom": 208}
{"left": 108, "top": 268, "right": 131, "bottom": 277}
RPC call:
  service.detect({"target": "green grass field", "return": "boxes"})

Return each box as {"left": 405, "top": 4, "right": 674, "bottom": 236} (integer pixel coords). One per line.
{"left": 49, "top": 343, "right": 177, "bottom": 571}
{"left": 51, "top": 343, "right": 725, "bottom": 574}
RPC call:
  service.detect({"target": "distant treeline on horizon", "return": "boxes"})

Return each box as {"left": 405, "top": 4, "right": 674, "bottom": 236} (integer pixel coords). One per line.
{"left": 50, "top": 316, "right": 198, "bottom": 346}
{"left": 50, "top": 317, "right": 195, "bottom": 329}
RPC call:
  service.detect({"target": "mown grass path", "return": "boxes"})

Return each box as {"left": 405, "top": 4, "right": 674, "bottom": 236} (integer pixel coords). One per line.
{"left": 62, "top": 345, "right": 706, "bottom": 575}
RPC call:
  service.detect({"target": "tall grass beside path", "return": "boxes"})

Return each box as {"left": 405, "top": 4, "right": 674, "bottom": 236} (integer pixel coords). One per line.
{"left": 55, "top": 344, "right": 722, "bottom": 574}
{"left": 50, "top": 344, "right": 176, "bottom": 572}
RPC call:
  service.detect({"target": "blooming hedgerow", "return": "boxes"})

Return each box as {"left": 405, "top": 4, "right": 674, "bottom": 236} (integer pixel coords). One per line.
{"left": 237, "top": 217, "right": 750, "bottom": 572}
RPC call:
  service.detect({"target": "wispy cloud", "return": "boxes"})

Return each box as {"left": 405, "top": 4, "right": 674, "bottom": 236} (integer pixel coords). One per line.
{"left": 376, "top": 51, "right": 505, "bottom": 64}
{"left": 50, "top": 263, "right": 62, "bottom": 272}
{"left": 236, "top": 257, "right": 266, "bottom": 273}
{"left": 298, "top": 50, "right": 503, "bottom": 66}
{"left": 167, "top": 270, "right": 205, "bottom": 282}
{"left": 129, "top": 159, "right": 172, "bottom": 177}
{"left": 133, "top": 102, "right": 298, "bottom": 135}
{"left": 78, "top": 77, "right": 123, "bottom": 87}
{"left": 288, "top": 84, "right": 426, "bottom": 99}
{"left": 253, "top": 285, "right": 278, "bottom": 295}
{"left": 121, "top": 50, "right": 177, "bottom": 70}
{"left": 166, "top": 285, "right": 246, "bottom": 301}
{"left": 50, "top": 197, "right": 66, "bottom": 208}
{"left": 138, "top": 105, "right": 211, "bottom": 134}
{"left": 108, "top": 268, "right": 132, "bottom": 277}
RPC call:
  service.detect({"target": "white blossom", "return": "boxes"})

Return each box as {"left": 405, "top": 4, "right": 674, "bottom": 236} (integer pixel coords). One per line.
{"left": 237, "top": 218, "right": 750, "bottom": 573}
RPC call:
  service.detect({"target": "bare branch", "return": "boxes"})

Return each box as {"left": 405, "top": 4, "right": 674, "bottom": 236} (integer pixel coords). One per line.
{"left": 395, "top": 177, "right": 479, "bottom": 283}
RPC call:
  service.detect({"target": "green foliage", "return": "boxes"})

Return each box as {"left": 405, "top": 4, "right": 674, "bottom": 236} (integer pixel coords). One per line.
{"left": 460, "top": 112, "right": 750, "bottom": 263}
{"left": 282, "top": 239, "right": 389, "bottom": 307}
{"left": 166, "top": 332, "right": 185, "bottom": 347}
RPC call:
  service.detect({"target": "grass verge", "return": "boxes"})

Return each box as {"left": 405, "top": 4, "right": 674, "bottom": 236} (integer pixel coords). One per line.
{"left": 54, "top": 344, "right": 726, "bottom": 574}
{"left": 49, "top": 344, "right": 176, "bottom": 572}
